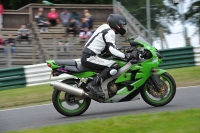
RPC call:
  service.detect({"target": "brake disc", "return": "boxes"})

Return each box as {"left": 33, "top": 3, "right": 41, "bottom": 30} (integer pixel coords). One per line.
{"left": 149, "top": 81, "right": 168, "bottom": 98}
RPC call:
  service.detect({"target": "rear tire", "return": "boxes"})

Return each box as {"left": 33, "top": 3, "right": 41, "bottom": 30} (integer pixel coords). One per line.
{"left": 141, "top": 72, "right": 176, "bottom": 107}
{"left": 52, "top": 79, "right": 91, "bottom": 117}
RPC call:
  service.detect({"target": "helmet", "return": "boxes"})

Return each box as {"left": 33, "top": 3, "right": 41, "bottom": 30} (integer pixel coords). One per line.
{"left": 107, "top": 14, "right": 127, "bottom": 36}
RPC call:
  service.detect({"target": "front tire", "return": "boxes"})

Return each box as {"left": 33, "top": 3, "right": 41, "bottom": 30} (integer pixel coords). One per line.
{"left": 52, "top": 79, "right": 91, "bottom": 117}
{"left": 141, "top": 72, "right": 176, "bottom": 107}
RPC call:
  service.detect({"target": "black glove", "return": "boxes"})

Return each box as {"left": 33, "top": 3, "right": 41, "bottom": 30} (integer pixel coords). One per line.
{"left": 125, "top": 51, "right": 139, "bottom": 61}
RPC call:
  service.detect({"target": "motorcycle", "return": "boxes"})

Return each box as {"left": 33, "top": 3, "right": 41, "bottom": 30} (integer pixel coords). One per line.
{"left": 46, "top": 36, "right": 176, "bottom": 117}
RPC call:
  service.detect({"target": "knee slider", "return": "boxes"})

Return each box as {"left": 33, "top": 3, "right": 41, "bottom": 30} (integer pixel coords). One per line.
{"left": 109, "top": 63, "right": 119, "bottom": 76}
{"left": 109, "top": 69, "right": 117, "bottom": 76}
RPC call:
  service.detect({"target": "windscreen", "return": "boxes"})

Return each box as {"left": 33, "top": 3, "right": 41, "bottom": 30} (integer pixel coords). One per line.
{"left": 134, "top": 36, "right": 151, "bottom": 46}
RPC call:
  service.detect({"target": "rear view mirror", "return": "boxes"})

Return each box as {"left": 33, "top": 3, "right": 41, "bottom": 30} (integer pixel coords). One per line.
{"left": 126, "top": 37, "right": 135, "bottom": 42}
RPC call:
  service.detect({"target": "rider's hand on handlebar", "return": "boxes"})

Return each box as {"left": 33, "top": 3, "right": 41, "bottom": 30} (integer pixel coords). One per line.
{"left": 125, "top": 51, "right": 139, "bottom": 61}
{"left": 125, "top": 47, "right": 134, "bottom": 53}
{"left": 118, "top": 47, "right": 134, "bottom": 53}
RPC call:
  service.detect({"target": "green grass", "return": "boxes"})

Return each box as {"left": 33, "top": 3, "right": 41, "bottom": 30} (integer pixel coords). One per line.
{"left": 167, "top": 66, "right": 200, "bottom": 87}
{"left": 0, "top": 66, "right": 200, "bottom": 109}
{"left": 0, "top": 84, "right": 52, "bottom": 109}
{"left": 4, "top": 108, "right": 200, "bottom": 133}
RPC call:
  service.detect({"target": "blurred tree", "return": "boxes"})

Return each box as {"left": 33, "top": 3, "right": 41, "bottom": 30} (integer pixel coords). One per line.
{"left": 185, "top": 0, "right": 200, "bottom": 44}
{"left": 2, "top": 0, "right": 112, "bottom": 9}
{"left": 118, "top": 0, "right": 179, "bottom": 34}
{"left": 117, "top": 0, "right": 179, "bottom": 48}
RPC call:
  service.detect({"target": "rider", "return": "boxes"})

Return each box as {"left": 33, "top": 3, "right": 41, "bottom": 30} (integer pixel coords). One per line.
{"left": 81, "top": 14, "right": 137, "bottom": 99}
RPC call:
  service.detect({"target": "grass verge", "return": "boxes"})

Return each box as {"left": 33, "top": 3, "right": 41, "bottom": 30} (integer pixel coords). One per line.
{"left": 0, "top": 66, "right": 200, "bottom": 109}
{"left": 167, "top": 66, "right": 200, "bottom": 87}
{"left": 0, "top": 84, "right": 52, "bottom": 109}
{"left": 4, "top": 108, "right": 200, "bottom": 133}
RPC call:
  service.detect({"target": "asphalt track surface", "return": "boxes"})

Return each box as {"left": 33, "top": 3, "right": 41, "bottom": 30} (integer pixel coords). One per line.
{"left": 0, "top": 86, "right": 200, "bottom": 132}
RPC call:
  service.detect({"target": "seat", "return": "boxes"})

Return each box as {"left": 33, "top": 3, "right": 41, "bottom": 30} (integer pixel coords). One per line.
{"left": 55, "top": 59, "right": 77, "bottom": 66}
{"left": 65, "top": 65, "right": 80, "bottom": 72}
{"left": 77, "top": 63, "right": 102, "bottom": 73}
{"left": 56, "top": 61, "right": 102, "bottom": 73}
{"left": 77, "top": 64, "right": 92, "bottom": 72}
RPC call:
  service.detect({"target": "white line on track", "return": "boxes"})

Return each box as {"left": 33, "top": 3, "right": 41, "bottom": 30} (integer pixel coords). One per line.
{"left": 177, "top": 85, "right": 200, "bottom": 89}
{"left": 0, "top": 103, "right": 52, "bottom": 112}
{"left": 0, "top": 85, "right": 200, "bottom": 112}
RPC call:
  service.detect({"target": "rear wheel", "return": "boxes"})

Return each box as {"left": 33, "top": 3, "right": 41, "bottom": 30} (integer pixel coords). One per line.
{"left": 141, "top": 72, "right": 176, "bottom": 107}
{"left": 52, "top": 79, "right": 91, "bottom": 117}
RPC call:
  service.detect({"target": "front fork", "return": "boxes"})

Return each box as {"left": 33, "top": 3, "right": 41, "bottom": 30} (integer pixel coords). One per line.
{"left": 150, "top": 73, "right": 161, "bottom": 91}
{"left": 150, "top": 69, "right": 166, "bottom": 91}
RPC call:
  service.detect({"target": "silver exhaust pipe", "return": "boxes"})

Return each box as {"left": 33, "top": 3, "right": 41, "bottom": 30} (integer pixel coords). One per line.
{"left": 50, "top": 81, "right": 89, "bottom": 97}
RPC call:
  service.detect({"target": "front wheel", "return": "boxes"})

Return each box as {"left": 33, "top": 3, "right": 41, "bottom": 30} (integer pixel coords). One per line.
{"left": 52, "top": 79, "right": 91, "bottom": 117}
{"left": 141, "top": 72, "right": 176, "bottom": 107}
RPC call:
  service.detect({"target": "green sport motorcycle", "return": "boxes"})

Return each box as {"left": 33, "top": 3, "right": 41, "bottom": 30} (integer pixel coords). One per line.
{"left": 47, "top": 36, "right": 176, "bottom": 117}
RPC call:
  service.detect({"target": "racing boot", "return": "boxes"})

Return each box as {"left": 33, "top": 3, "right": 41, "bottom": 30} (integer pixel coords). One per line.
{"left": 87, "top": 68, "right": 115, "bottom": 99}
{"left": 87, "top": 72, "right": 107, "bottom": 99}
{"left": 87, "top": 81, "right": 105, "bottom": 99}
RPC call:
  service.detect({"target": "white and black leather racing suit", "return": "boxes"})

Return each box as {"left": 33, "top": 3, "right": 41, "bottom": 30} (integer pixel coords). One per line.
{"left": 81, "top": 24, "right": 126, "bottom": 94}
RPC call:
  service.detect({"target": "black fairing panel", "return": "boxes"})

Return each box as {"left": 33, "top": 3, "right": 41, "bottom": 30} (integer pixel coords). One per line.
{"left": 118, "top": 87, "right": 141, "bottom": 102}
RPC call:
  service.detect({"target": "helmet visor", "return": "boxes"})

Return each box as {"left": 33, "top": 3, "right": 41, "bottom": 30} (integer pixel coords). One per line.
{"left": 122, "top": 24, "right": 127, "bottom": 33}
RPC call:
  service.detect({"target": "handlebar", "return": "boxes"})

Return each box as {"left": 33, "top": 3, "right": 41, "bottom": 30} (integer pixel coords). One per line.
{"left": 118, "top": 46, "right": 137, "bottom": 53}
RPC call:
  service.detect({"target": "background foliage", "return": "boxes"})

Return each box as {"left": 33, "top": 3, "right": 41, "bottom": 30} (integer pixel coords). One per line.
{"left": 117, "top": 0, "right": 179, "bottom": 35}
{"left": 1, "top": 0, "right": 112, "bottom": 10}
{"left": 185, "top": 0, "right": 200, "bottom": 35}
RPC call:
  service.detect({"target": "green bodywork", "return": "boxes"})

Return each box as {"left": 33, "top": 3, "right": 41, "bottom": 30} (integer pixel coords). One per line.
{"left": 107, "top": 38, "right": 165, "bottom": 97}
{"left": 46, "top": 60, "right": 60, "bottom": 69}
{"left": 47, "top": 36, "right": 166, "bottom": 101}
{"left": 73, "top": 72, "right": 96, "bottom": 78}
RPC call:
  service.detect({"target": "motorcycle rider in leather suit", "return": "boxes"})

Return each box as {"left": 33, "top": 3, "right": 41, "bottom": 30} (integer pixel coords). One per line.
{"left": 81, "top": 14, "right": 137, "bottom": 99}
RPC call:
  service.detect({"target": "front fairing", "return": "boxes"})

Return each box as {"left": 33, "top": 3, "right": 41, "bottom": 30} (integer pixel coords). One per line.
{"left": 108, "top": 36, "right": 162, "bottom": 68}
{"left": 132, "top": 36, "right": 162, "bottom": 64}
{"left": 134, "top": 36, "right": 157, "bottom": 56}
